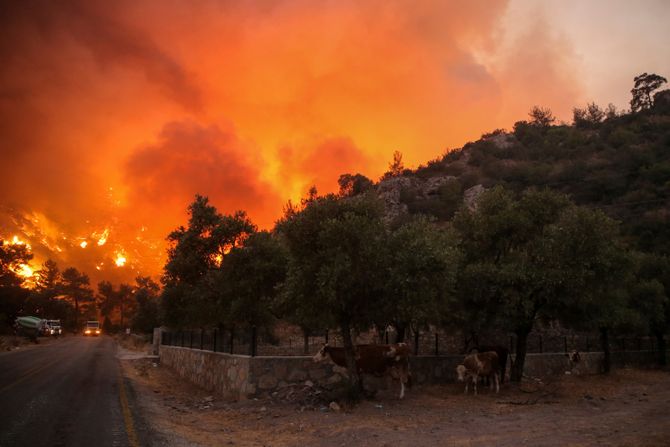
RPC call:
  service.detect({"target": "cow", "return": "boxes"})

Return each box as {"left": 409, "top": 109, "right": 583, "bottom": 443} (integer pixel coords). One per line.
{"left": 313, "top": 343, "right": 412, "bottom": 399}
{"left": 470, "top": 345, "right": 509, "bottom": 384}
{"left": 565, "top": 350, "right": 581, "bottom": 374}
{"left": 456, "top": 351, "right": 500, "bottom": 395}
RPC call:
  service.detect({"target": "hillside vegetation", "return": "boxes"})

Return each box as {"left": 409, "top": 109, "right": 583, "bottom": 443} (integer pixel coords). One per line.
{"left": 391, "top": 89, "right": 670, "bottom": 253}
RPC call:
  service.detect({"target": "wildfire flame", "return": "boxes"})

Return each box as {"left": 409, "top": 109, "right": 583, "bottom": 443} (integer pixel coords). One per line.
{"left": 17, "top": 264, "right": 34, "bottom": 278}
{"left": 3, "top": 235, "right": 37, "bottom": 285}
{"left": 95, "top": 228, "right": 109, "bottom": 246}
{"left": 80, "top": 241, "right": 88, "bottom": 248}
{"left": 115, "top": 253, "right": 127, "bottom": 267}
{"left": 11, "top": 235, "right": 31, "bottom": 249}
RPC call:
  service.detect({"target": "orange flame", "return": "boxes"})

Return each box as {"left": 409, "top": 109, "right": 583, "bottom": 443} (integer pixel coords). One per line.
{"left": 115, "top": 253, "right": 127, "bottom": 267}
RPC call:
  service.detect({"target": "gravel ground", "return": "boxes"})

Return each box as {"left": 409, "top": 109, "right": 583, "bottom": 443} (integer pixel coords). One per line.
{"left": 120, "top": 353, "right": 670, "bottom": 447}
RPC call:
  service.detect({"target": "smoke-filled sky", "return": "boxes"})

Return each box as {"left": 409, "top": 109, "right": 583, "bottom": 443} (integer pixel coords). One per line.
{"left": 1, "top": 0, "right": 669, "bottom": 283}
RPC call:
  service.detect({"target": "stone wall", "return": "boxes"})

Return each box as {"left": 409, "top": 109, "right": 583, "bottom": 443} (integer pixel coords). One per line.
{"left": 160, "top": 346, "right": 254, "bottom": 400}
{"left": 159, "top": 345, "right": 667, "bottom": 400}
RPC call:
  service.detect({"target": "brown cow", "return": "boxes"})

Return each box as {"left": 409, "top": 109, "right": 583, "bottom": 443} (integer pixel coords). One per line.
{"left": 470, "top": 345, "right": 509, "bottom": 384}
{"left": 313, "top": 343, "right": 412, "bottom": 398}
{"left": 456, "top": 351, "right": 500, "bottom": 395}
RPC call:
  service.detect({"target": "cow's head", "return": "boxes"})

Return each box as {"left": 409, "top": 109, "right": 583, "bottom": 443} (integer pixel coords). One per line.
{"left": 313, "top": 343, "right": 330, "bottom": 363}
{"left": 385, "top": 342, "right": 407, "bottom": 360}
{"left": 566, "top": 350, "right": 581, "bottom": 363}
{"left": 456, "top": 364, "right": 467, "bottom": 382}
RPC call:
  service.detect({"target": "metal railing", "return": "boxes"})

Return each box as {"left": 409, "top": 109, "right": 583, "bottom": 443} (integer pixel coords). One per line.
{"left": 160, "top": 327, "right": 666, "bottom": 357}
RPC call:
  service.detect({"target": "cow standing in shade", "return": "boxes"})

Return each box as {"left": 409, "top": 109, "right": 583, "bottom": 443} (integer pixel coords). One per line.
{"left": 456, "top": 351, "right": 500, "bottom": 395}
{"left": 471, "top": 345, "right": 509, "bottom": 384}
{"left": 313, "top": 343, "right": 412, "bottom": 399}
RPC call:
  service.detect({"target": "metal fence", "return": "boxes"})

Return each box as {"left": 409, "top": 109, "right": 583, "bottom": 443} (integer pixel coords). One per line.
{"left": 160, "top": 326, "right": 665, "bottom": 357}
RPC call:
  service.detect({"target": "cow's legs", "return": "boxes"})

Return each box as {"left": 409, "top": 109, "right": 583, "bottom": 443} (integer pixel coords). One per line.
{"left": 494, "top": 372, "right": 500, "bottom": 393}
{"left": 473, "top": 375, "right": 478, "bottom": 396}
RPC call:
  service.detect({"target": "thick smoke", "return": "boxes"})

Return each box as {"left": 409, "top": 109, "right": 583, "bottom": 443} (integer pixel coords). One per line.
{"left": 1, "top": 0, "right": 600, "bottom": 281}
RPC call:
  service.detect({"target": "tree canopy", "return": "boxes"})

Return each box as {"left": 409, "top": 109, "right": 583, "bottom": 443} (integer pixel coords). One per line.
{"left": 630, "top": 73, "right": 667, "bottom": 112}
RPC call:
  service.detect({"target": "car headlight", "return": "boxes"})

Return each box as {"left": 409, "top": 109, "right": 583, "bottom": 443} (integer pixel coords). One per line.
{"left": 85, "top": 329, "right": 91, "bottom": 334}
{"left": 95, "top": 330, "right": 101, "bottom": 334}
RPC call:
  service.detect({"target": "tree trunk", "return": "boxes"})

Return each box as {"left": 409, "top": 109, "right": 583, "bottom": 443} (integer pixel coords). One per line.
{"left": 74, "top": 298, "right": 79, "bottom": 330}
{"left": 394, "top": 322, "right": 406, "bottom": 343}
{"left": 600, "top": 327, "right": 611, "bottom": 374}
{"left": 510, "top": 330, "right": 529, "bottom": 382}
{"left": 340, "top": 318, "right": 361, "bottom": 399}
{"left": 655, "top": 331, "right": 667, "bottom": 366}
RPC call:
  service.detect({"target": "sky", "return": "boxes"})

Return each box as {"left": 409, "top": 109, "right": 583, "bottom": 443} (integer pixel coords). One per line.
{"left": 1, "top": 0, "right": 669, "bottom": 283}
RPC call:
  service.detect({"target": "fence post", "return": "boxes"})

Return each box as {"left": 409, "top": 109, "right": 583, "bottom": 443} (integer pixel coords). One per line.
{"left": 414, "top": 330, "right": 420, "bottom": 356}
{"left": 213, "top": 329, "right": 217, "bottom": 352}
{"left": 250, "top": 326, "right": 257, "bottom": 357}
{"left": 539, "top": 334, "right": 543, "bottom": 354}
{"left": 434, "top": 333, "right": 439, "bottom": 356}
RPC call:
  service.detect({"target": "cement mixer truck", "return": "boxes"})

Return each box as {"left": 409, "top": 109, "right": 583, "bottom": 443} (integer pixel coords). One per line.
{"left": 15, "top": 316, "right": 47, "bottom": 342}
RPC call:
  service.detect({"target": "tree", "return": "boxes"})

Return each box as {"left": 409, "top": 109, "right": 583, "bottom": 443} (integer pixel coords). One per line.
{"left": 550, "top": 208, "right": 633, "bottom": 374}
{"left": 28, "top": 259, "right": 71, "bottom": 320}
{"left": 61, "top": 267, "right": 93, "bottom": 330}
{"left": 338, "top": 173, "right": 374, "bottom": 197}
{"left": 161, "top": 195, "right": 256, "bottom": 328}
{"left": 34, "top": 259, "right": 60, "bottom": 291}
{"left": 573, "top": 102, "right": 605, "bottom": 128}
{"left": 0, "top": 239, "right": 32, "bottom": 288}
{"left": 381, "top": 151, "right": 406, "bottom": 180}
{"left": 97, "top": 281, "right": 116, "bottom": 327}
{"left": 383, "top": 216, "right": 460, "bottom": 342}
{"left": 454, "top": 187, "right": 626, "bottom": 381}
{"left": 631, "top": 253, "right": 670, "bottom": 366}
{"left": 277, "top": 192, "right": 388, "bottom": 396}
{"left": 630, "top": 73, "right": 667, "bottom": 112}
{"left": 131, "top": 276, "right": 161, "bottom": 334}
{"left": 0, "top": 240, "right": 32, "bottom": 330}
{"left": 97, "top": 281, "right": 135, "bottom": 331}
{"left": 528, "top": 106, "right": 555, "bottom": 127}
{"left": 216, "top": 231, "right": 287, "bottom": 334}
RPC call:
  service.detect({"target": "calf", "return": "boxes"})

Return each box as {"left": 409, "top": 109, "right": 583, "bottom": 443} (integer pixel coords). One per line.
{"left": 456, "top": 351, "right": 500, "bottom": 395}
{"left": 313, "top": 343, "right": 411, "bottom": 398}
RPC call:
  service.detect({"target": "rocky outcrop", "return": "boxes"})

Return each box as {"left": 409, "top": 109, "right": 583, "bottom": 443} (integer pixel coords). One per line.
{"left": 376, "top": 176, "right": 416, "bottom": 221}
{"left": 486, "top": 132, "right": 515, "bottom": 149}
{"left": 463, "top": 184, "right": 485, "bottom": 210}
{"left": 376, "top": 174, "right": 457, "bottom": 221}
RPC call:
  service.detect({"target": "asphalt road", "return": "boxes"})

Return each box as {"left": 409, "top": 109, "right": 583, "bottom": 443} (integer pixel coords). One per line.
{"left": 0, "top": 335, "right": 148, "bottom": 447}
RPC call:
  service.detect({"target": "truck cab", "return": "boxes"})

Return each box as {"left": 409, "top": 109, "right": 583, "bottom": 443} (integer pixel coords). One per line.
{"left": 84, "top": 321, "right": 101, "bottom": 336}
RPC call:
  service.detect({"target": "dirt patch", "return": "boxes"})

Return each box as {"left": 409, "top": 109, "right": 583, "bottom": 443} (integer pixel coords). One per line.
{"left": 0, "top": 333, "right": 62, "bottom": 352}
{"left": 121, "top": 359, "right": 670, "bottom": 447}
